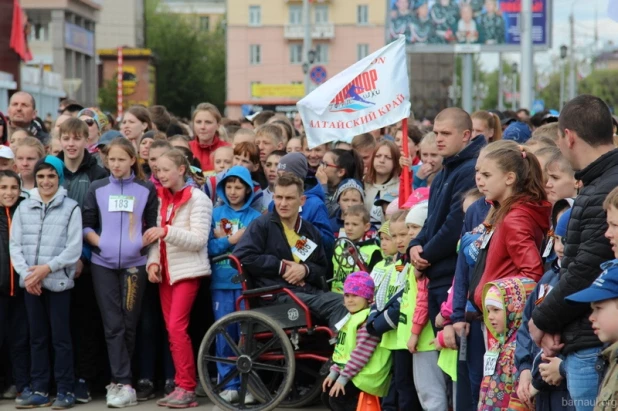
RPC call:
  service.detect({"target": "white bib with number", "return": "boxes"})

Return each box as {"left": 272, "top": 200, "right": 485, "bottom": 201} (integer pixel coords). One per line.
{"left": 291, "top": 236, "right": 317, "bottom": 262}
{"left": 542, "top": 237, "right": 554, "bottom": 258}
{"left": 480, "top": 230, "right": 494, "bottom": 250}
{"left": 109, "top": 195, "right": 135, "bottom": 212}
{"left": 483, "top": 351, "right": 499, "bottom": 376}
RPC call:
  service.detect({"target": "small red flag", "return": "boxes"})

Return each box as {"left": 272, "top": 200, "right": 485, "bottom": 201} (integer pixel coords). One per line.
{"left": 10, "top": 0, "right": 32, "bottom": 62}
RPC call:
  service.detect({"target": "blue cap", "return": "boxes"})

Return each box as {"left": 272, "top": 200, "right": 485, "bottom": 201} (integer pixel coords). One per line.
{"left": 34, "top": 155, "right": 65, "bottom": 185}
{"left": 555, "top": 208, "right": 572, "bottom": 238}
{"left": 374, "top": 192, "right": 397, "bottom": 206}
{"left": 566, "top": 261, "right": 618, "bottom": 303}
{"left": 98, "top": 130, "right": 123, "bottom": 147}
{"left": 503, "top": 121, "right": 532, "bottom": 144}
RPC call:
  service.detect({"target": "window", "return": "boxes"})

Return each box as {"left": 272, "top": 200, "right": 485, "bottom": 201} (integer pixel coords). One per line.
{"left": 249, "top": 5, "right": 261, "bottom": 26}
{"left": 289, "top": 5, "right": 302, "bottom": 25}
{"left": 199, "top": 16, "right": 210, "bottom": 31}
{"left": 249, "top": 44, "right": 261, "bottom": 65}
{"left": 290, "top": 44, "right": 303, "bottom": 64}
{"left": 357, "top": 44, "right": 369, "bottom": 61}
{"left": 357, "top": 5, "right": 369, "bottom": 25}
{"left": 315, "top": 44, "right": 328, "bottom": 63}
{"left": 314, "top": 5, "right": 329, "bottom": 24}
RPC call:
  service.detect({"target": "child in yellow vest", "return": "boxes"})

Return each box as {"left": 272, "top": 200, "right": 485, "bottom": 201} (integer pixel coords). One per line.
{"left": 322, "top": 271, "right": 392, "bottom": 411}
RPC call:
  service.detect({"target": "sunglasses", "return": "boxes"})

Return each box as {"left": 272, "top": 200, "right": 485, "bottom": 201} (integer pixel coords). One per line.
{"left": 83, "top": 118, "right": 96, "bottom": 127}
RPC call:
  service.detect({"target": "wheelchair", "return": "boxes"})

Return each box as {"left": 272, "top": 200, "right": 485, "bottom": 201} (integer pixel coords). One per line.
{"left": 197, "top": 254, "right": 336, "bottom": 411}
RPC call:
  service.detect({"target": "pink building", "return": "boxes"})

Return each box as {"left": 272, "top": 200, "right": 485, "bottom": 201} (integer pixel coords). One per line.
{"left": 226, "top": 0, "right": 386, "bottom": 119}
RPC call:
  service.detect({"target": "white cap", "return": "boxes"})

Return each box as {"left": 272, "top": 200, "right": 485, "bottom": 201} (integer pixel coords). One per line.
{"left": 405, "top": 202, "right": 428, "bottom": 227}
{"left": 0, "top": 146, "right": 14, "bottom": 160}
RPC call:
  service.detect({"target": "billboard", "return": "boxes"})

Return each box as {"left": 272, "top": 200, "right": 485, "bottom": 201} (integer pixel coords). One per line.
{"left": 387, "top": 0, "right": 551, "bottom": 52}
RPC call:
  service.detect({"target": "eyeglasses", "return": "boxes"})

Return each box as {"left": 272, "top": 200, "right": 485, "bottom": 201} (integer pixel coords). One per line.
{"left": 319, "top": 161, "right": 339, "bottom": 168}
{"left": 83, "top": 118, "right": 96, "bottom": 127}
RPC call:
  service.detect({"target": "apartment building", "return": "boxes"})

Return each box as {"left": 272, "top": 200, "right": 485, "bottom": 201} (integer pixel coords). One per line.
{"left": 226, "top": 0, "right": 386, "bottom": 119}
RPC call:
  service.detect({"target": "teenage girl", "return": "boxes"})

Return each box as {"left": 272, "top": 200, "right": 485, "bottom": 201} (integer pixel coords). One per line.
{"left": 316, "top": 148, "right": 364, "bottom": 218}
{"left": 470, "top": 140, "right": 551, "bottom": 310}
{"left": 82, "top": 138, "right": 158, "bottom": 408}
{"left": 13, "top": 137, "right": 45, "bottom": 192}
{"left": 144, "top": 149, "right": 213, "bottom": 408}
{"left": 363, "top": 140, "right": 401, "bottom": 227}
{"left": 121, "top": 106, "right": 153, "bottom": 152}
{"left": 471, "top": 111, "right": 502, "bottom": 143}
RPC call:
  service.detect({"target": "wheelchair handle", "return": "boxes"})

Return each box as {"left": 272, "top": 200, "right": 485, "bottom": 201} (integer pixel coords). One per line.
{"left": 210, "top": 254, "right": 242, "bottom": 273}
{"left": 348, "top": 246, "right": 368, "bottom": 272}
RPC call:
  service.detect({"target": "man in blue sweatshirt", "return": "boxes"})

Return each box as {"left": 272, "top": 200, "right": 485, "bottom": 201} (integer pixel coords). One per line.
{"left": 408, "top": 107, "right": 486, "bottom": 331}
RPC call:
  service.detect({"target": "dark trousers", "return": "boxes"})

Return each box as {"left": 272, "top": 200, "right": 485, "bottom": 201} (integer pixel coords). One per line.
{"left": 457, "top": 319, "right": 484, "bottom": 410}
{"left": 381, "top": 369, "right": 397, "bottom": 411}
{"left": 321, "top": 380, "right": 361, "bottom": 411}
{"left": 0, "top": 294, "right": 30, "bottom": 392}
{"left": 92, "top": 264, "right": 147, "bottom": 384}
{"left": 24, "top": 289, "right": 74, "bottom": 394}
{"left": 71, "top": 264, "right": 107, "bottom": 383}
{"left": 428, "top": 284, "right": 450, "bottom": 334}
{"left": 136, "top": 281, "right": 174, "bottom": 381}
{"left": 278, "top": 291, "right": 348, "bottom": 331}
{"left": 393, "top": 349, "right": 422, "bottom": 410}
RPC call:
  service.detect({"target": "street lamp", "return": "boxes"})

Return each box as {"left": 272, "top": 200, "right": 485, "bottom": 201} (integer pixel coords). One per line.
{"left": 511, "top": 62, "right": 518, "bottom": 111}
{"left": 560, "top": 45, "right": 568, "bottom": 109}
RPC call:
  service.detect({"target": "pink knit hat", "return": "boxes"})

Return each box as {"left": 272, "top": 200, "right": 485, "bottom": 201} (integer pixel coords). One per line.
{"left": 343, "top": 271, "right": 375, "bottom": 301}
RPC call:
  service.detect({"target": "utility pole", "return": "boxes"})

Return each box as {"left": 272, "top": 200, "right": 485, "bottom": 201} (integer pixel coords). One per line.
{"left": 568, "top": 11, "right": 576, "bottom": 99}
{"left": 462, "top": 54, "right": 473, "bottom": 113}
{"left": 498, "top": 54, "right": 504, "bottom": 111}
{"left": 520, "top": 0, "right": 533, "bottom": 110}
{"left": 303, "top": 0, "right": 312, "bottom": 95}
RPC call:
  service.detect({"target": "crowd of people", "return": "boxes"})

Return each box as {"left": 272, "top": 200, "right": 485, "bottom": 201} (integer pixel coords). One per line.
{"left": 1, "top": 90, "right": 618, "bottom": 411}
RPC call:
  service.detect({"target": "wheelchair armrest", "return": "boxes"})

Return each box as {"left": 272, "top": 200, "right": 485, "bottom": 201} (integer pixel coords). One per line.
{"left": 241, "top": 285, "right": 284, "bottom": 296}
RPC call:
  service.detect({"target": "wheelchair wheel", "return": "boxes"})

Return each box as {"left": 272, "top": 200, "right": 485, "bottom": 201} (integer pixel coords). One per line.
{"left": 266, "top": 358, "right": 324, "bottom": 408}
{"left": 198, "top": 311, "right": 296, "bottom": 411}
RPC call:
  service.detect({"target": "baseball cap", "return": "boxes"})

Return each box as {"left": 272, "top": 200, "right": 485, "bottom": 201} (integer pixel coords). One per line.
{"left": 566, "top": 261, "right": 618, "bottom": 303}
{"left": 0, "top": 146, "right": 14, "bottom": 160}
{"left": 374, "top": 192, "right": 397, "bottom": 206}
{"left": 97, "top": 130, "right": 123, "bottom": 148}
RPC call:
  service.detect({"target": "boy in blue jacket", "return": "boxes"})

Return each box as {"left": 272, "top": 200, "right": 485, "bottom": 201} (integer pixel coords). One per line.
{"left": 207, "top": 165, "right": 261, "bottom": 404}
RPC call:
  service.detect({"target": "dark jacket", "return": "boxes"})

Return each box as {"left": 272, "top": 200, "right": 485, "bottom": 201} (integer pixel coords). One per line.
{"left": 58, "top": 149, "right": 108, "bottom": 208}
{"left": 532, "top": 149, "right": 618, "bottom": 354}
{"left": 408, "top": 135, "right": 486, "bottom": 289}
{"left": 233, "top": 211, "right": 329, "bottom": 294}
{"left": 0, "top": 197, "right": 24, "bottom": 297}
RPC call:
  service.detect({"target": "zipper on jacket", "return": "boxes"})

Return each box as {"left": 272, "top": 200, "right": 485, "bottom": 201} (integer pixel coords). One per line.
{"left": 118, "top": 179, "right": 124, "bottom": 269}
{"left": 5, "top": 208, "right": 14, "bottom": 297}
{"left": 34, "top": 202, "right": 53, "bottom": 266}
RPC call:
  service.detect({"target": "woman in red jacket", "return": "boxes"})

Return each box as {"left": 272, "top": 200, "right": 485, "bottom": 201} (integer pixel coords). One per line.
{"left": 472, "top": 140, "right": 551, "bottom": 309}
{"left": 189, "top": 103, "right": 230, "bottom": 172}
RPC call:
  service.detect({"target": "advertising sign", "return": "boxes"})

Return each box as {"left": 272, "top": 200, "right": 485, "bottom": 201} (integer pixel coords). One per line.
{"left": 251, "top": 84, "right": 305, "bottom": 98}
{"left": 387, "top": 0, "right": 551, "bottom": 52}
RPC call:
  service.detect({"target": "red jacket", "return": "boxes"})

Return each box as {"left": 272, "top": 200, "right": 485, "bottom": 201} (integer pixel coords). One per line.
{"left": 189, "top": 133, "right": 230, "bottom": 172}
{"left": 473, "top": 199, "right": 551, "bottom": 308}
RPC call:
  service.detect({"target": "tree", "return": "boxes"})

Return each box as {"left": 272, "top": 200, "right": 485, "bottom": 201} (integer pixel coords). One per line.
{"left": 578, "top": 69, "right": 618, "bottom": 112}
{"left": 145, "top": 0, "right": 226, "bottom": 117}
{"left": 98, "top": 78, "right": 118, "bottom": 113}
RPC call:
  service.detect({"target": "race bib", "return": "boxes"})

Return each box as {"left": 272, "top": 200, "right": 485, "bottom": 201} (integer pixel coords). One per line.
{"left": 291, "top": 236, "right": 317, "bottom": 262}
{"left": 483, "top": 351, "right": 499, "bottom": 376}
{"left": 542, "top": 237, "right": 554, "bottom": 258}
{"left": 480, "top": 230, "right": 494, "bottom": 249}
{"left": 335, "top": 313, "right": 351, "bottom": 331}
{"left": 109, "top": 195, "right": 135, "bottom": 212}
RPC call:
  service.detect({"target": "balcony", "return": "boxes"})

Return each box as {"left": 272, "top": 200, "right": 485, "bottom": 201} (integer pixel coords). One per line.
{"left": 284, "top": 23, "right": 334, "bottom": 40}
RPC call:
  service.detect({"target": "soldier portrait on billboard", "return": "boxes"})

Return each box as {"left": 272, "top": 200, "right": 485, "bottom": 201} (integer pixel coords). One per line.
{"left": 456, "top": 3, "right": 479, "bottom": 43}
{"left": 478, "top": 0, "right": 505, "bottom": 44}
{"left": 430, "top": 0, "right": 460, "bottom": 43}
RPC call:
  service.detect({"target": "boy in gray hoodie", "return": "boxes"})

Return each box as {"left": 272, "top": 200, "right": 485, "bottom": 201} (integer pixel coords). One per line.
{"left": 9, "top": 155, "right": 82, "bottom": 409}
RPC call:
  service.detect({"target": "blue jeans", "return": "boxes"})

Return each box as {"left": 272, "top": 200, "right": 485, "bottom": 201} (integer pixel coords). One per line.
{"left": 212, "top": 289, "right": 243, "bottom": 391}
{"left": 564, "top": 346, "right": 603, "bottom": 411}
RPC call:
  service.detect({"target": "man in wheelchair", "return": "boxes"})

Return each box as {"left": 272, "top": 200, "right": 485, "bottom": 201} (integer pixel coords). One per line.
{"left": 233, "top": 173, "right": 348, "bottom": 331}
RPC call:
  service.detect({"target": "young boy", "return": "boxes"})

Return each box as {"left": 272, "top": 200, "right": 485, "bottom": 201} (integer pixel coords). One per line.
{"left": 57, "top": 118, "right": 107, "bottom": 403}
{"left": 262, "top": 150, "right": 285, "bottom": 212}
{"left": 329, "top": 179, "right": 366, "bottom": 237}
{"left": 232, "top": 128, "right": 255, "bottom": 148}
{"left": 544, "top": 150, "right": 578, "bottom": 205}
{"left": 331, "top": 205, "right": 381, "bottom": 294}
{"left": 351, "top": 133, "right": 376, "bottom": 174}
{"left": 10, "top": 156, "right": 83, "bottom": 409}
{"left": 0, "top": 170, "right": 29, "bottom": 406}
{"left": 207, "top": 165, "right": 261, "bottom": 404}
{"left": 322, "top": 272, "right": 391, "bottom": 411}
{"left": 255, "top": 124, "right": 284, "bottom": 167}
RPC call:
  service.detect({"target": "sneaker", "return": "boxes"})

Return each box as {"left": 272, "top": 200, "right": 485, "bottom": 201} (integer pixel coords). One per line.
{"left": 166, "top": 388, "right": 197, "bottom": 408}
{"left": 15, "top": 387, "right": 33, "bottom": 405}
{"left": 106, "top": 383, "right": 120, "bottom": 405}
{"left": 164, "top": 379, "right": 175, "bottom": 396}
{"left": 51, "top": 392, "right": 75, "bottom": 410}
{"left": 194, "top": 383, "right": 206, "bottom": 398}
{"left": 135, "top": 379, "right": 155, "bottom": 401}
{"left": 73, "top": 379, "right": 91, "bottom": 403}
{"left": 242, "top": 391, "right": 256, "bottom": 405}
{"left": 15, "top": 391, "right": 51, "bottom": 409}
{"left": 219, "top": 389, "right": 239, "bottom": 403}
{"left": 156, "top": 387, "right": 180, "bottom": 407}
{"left": 3, "top": 384, "right": 17, "bottom": 399}
{"left": 107, "top": 385, "right": 137, "bottom": 408}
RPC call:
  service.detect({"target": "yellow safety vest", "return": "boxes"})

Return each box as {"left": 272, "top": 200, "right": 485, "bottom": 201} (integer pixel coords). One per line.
{"left": 380, "top": 261, "right": 408, "bottom": 350}
{"left": 438, "top": 348, "right": 458, "bottom": 381}
{"left": 332, "top": 308, "right": 392, "bottom": 397}
{"left": 331, "top": 243, "right": 381, "bottom": 294}
{"left": 396, "top": 267, "right": 435, "bottom": 352}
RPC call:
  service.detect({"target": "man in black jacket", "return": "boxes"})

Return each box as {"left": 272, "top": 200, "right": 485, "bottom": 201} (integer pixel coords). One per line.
{"left": 234, "top": 173, "right": 348, "bottom": 331}
{"left": 530, "top": 95, "right": 618, "bottom": 410}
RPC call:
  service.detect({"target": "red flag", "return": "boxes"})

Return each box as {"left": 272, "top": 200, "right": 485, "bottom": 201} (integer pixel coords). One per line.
{"left": 10, "top": 0, "right": 32, "bottom": 62}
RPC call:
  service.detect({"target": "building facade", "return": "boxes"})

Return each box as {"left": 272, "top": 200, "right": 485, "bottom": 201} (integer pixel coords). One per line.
{"left": 96, "top": 0, "right": 144, "bottom": 49}
{"left": 226, "top": 0, "right": 386, "bottom": 119}
{"left": 160, "top": 0, "right": 225, "bottom": 32}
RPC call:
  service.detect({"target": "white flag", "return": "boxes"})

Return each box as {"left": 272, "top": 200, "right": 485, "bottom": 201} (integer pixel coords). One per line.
{"left": 297, "top": 36, "right": 411, "bottom": 149}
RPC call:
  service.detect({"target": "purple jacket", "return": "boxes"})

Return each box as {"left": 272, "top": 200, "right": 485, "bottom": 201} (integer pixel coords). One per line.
{"left": 82, "top": 174, "right": 158, "bottom": 269}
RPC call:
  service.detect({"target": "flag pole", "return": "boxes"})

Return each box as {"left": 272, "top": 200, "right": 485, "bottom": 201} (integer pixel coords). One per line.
{"left": 401, "top": 118, "right": 411, "bottom": 207}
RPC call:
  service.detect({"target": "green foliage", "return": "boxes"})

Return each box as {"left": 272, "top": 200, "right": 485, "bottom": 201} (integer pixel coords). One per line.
{"left": 578, "top": 70, "right": 618, "bottom": 111}
{"left": 98, "top": 77, "right": 118, "bottom": 113}
{"left": 145, "top": 0, "right": 226, "bottom": 117}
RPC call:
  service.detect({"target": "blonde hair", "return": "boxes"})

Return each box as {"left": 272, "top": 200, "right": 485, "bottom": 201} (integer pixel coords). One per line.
{"left": 160, "top": 148, "right": 203, "bottom": 187}
{"left": 191, "top": 102, "right": 222, "bottom": 124}
{"left": 472, "top": 111, "right": 502, "bottom": 142}
{"left": 15, "top": 136, "right": 45, "bottom": 159}
{"left": 419, "top": 131, "right": 436, "bottom": 147}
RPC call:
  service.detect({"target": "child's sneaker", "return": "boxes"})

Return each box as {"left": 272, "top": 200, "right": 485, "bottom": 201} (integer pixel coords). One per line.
{"left": 166, "top": 388, "right": 197, "bottom": 408}
{"left": 194, "top": 382, "right": 206, "bottom": 398}
{"left": 107, "top": 384, "right": 137, "bottom": 408}
{"left": 15, "top": 391, "right": 51, "bottom": 409}
{"left": 219, "top": 389, "right": 239, "bottom": 403}
{"left": 15, "top": 387, "right": 33, "bottom": 406}
{"left": 73, "top": 379, "right": 91, "bottom": 403}
{"left": 51, "top": 392, "right": 75, "bottom": 410}
{"left": 156, "top": 388, "right": 180, "bottom": 407}
{"left": 3, "top": 384, "right": 17, "bottom": 399}
{"left": 135, "top": 379, "right": 155, "bottom": 401}
{"left": 164, "top": 379, "right": 175, "bottom": 396}
{"left": 106, "top": 383, "right": 120, "bottom": 405}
